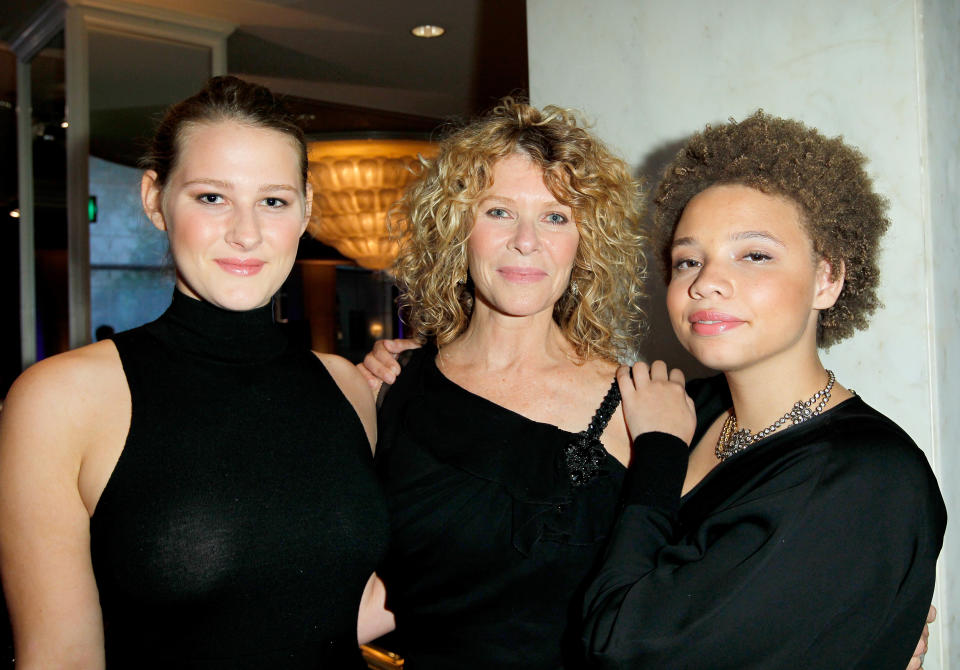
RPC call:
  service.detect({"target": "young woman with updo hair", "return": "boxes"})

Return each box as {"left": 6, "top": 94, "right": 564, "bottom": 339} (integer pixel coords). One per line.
{"left": 0, "top": 76, "right": 388, "bottom": 668}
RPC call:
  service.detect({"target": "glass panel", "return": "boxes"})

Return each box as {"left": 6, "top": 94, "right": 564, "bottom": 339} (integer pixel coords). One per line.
{"left": 1, "top": 46, "right": 20, "bottom": 392}
{"left": 88, "top": 28, "right": 211, "bottom": 339}
{"left": 31, "top": 30, "right": 69, "bottom": 359}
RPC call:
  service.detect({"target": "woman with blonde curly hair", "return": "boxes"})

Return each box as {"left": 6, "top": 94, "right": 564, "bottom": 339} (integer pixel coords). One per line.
{"left": 582, "top": 112, "right": 945, "bottom": 669}
{"left": 358, "top": 98, "right": 644, "bottom": 668}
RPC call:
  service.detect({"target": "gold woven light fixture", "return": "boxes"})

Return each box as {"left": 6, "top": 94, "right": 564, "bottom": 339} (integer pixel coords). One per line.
{"left": 307, "top": 139, "right": 437, "bottom": 270}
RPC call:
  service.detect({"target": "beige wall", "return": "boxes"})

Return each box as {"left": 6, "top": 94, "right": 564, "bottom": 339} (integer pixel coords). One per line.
{"left": 527, "top": 0, "right": 959, "bottom": 666}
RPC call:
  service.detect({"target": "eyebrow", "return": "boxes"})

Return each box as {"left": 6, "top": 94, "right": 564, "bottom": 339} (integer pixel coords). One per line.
{"left": 671, "top": 230, "right": 786, "bottom": 248}
{"left": 477, "top": 194, "right": 567, "bottom": 208}
{"left": 183, "top": 178, "right": 231, "bottom": 189}
{"left": 182, "top": 178, "right": 299, "bottom": 193}
{"left": 732, "top": 230, "right": 786, "bottom": 246}
{"left": 258, "top": 184, "right": 299, "bottom": 193}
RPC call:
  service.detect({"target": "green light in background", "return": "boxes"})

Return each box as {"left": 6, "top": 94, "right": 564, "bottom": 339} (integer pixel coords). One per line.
{"left": 88, "top": 195, "right": 98, "bottom": 223}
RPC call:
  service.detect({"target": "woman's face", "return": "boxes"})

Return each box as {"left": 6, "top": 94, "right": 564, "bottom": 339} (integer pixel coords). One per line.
{"left": 666, "top": 184, "right": 842, "bottom": 373}
{"left": 141, "top": 120, "right": 310, "bottom": 311}
{"left": 467, "top": 153, "right": 580, "bottom": 320}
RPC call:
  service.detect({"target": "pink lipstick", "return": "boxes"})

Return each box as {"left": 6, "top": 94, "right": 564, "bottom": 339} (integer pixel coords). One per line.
{"left": 689, "top": 310, "right": 745, "bottom": 336}
{"left": 497, "top": 266, "right": 547, "bottom": 283}
{"left": 215, "top": 258, "right": 265, "bottom": 276}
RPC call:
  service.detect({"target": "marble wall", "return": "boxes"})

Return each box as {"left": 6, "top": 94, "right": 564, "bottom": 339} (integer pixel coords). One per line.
{"left": 527, "top": 0, "right": 958, "bottom": 665}
{"left": 922, "top": 0, "right": 960, "bottom": 666}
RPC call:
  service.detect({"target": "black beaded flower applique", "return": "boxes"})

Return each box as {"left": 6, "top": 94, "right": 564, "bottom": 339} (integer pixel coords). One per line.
{"left": 564, "top": 380, "right": 621, "bottom": 487}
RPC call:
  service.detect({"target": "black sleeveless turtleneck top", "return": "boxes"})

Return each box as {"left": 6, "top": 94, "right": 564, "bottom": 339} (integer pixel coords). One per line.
{"left": 90, "top": 290, "right": 388, "bottom": 668}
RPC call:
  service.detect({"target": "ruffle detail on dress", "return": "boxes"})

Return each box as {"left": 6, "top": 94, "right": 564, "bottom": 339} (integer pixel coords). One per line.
{"left": 400, "top": 346, "right": 625, "bottom": 557}
{"left": 564, "top": 432, "right": 608, "bottom": 488}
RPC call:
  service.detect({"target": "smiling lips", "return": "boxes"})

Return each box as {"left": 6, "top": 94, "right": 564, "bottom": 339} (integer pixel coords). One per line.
{"left": 497, "top": 266, "right": 547, "bottom": 283}
{"left": 215, "top": 258, "right": 265, "bottom": 276}
{"left": 689, "top": 310, "right": 745, "bottom": 335}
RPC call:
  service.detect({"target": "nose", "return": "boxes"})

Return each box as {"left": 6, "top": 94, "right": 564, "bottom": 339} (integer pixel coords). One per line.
{"left": 689, "top": 259, "right": 732, "bottom": 299}
{"left": 509, "top": 217, "right": 540, "bottom": 255}
{"left": 224, "top": 207, "right": 263, "bottom": 250}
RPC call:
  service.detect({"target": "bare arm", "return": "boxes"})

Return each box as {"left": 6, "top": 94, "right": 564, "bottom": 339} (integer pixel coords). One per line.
{"left": 0, "top": 357, "right": 108, "bottom": 668}
{"left": 357, "top": 573, "right": 395, "bottom": 644}
{"left": 316, "top": 353, "right": 378, "bottom": 452}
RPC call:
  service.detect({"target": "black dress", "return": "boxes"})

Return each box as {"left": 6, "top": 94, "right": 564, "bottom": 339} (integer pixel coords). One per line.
{"left": 90, "top": 290, "right": 389, "bottom": 668}
{"left": 583, "top": 374, "right": 947, "bottom": 670}
{"left": 375, "top": 345, "right": 625, "bottom": 669}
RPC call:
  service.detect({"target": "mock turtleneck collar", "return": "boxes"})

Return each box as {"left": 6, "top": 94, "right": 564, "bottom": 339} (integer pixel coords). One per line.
{"left": 146, "top": 290, "right": 289, "bottom": 364}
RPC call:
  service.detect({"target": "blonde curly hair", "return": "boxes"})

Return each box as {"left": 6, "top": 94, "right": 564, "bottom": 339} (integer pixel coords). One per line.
{"left": 390, "top": 98, "right": 646, "bottom": 363}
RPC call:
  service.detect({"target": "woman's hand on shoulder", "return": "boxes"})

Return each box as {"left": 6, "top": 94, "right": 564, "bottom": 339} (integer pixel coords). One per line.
{"left": 356, "top": 339, "right": 421, "bottom": 392}
{"left": 315, "top": 353, "right": 378, "bottom": 452}
{"left": 617, "top": 360, "right": 696, "bottom": 445}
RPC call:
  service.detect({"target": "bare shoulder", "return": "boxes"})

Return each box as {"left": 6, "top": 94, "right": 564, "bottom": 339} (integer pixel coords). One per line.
{"left": 312, "top": 352, "right": 376, "bottom": 452}
{"left": 1, "top": 341, "right": 128, "bottom": 478}
{"left": 582, "top": 356, "right": 619, "bottom": 381}
{"left": 313, "top": 352, "right": 375, "bottom": 411}
{"left": 3, "top": 341, "right": 126, "bottom": 438}
{"left": 567, "top": 355, "right": 620, "bottom": 398}
{"left": 580, "top": 356, "right": 631, "bottom": 465}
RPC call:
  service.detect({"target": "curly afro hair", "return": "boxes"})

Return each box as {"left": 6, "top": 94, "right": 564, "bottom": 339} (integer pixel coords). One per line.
{"left": 653, "top": 111, "right": 890, "bottom": 348}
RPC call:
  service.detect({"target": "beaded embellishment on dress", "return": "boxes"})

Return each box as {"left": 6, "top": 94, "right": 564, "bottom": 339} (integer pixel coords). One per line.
{"left": 564, "top": 380, "right": 621, "bottom": 487}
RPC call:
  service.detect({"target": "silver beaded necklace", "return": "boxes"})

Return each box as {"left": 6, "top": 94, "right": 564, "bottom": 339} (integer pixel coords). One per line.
{"left": 715, "top": 370, "right": 836, "bottom": 462}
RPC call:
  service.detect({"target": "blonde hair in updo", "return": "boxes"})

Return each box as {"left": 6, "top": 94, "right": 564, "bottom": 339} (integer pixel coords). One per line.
{"left": 390, "top": 98, "right": 646, "bottom": 363}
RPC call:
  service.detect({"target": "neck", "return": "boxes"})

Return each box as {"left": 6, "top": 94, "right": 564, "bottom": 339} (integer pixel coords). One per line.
{"left": 724, "top": 347, "right": 832, "bottom": 433}
{"left": 152, "top": 288, "right": 287, "bottom": 364}
{"left": 444, "top": 302, "right": 575, "bottom": 372}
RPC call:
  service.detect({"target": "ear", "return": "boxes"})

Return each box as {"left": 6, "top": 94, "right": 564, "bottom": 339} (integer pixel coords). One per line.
{"left": 301, "top": 179, "right": 314, "bottom": 235}
{"left": 141, "top": 170, "right": 167, "bottom": 232}
{"left": 813, "top": 257, "right": 845, "bottom": 310}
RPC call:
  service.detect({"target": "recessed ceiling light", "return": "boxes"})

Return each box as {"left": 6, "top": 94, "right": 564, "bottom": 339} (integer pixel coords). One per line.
{"left": 10, "top": 209, "right": 21, "bottom": 218}
{"left": 411, "top": 24, "right": 444, "bottom": 38}
{"left": 60, "top": 120, "right": 69, "bottom": 128}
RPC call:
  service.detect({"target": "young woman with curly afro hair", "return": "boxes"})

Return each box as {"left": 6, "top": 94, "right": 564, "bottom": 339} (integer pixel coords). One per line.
{"left": 583, "top": 112, "right": 945, "bottom": 670}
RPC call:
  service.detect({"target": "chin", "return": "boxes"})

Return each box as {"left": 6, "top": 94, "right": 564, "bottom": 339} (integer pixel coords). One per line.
{"left": 223, "top": 295, "right": 274, "bottom": 312}
{"left": 202, "top": 286, "right": 275, "bottom": 312}
{"left": 678, "top": 339, "right": 748, "bottom": 373}
{"left": 481, "top": 292, "right": 558, "bottom": 318}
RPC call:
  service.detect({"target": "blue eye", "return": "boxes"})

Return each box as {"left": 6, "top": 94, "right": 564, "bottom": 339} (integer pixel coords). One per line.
{"left": 487, "top": 207, "right": 510, "bottom": 218}
{"left": 544, "top": 212, "right": 568, "bottom": 225}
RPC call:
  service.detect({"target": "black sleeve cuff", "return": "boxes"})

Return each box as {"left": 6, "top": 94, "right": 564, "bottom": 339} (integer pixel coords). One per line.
{"left": 622, "top": 432, "right": 689, "bottom": 512}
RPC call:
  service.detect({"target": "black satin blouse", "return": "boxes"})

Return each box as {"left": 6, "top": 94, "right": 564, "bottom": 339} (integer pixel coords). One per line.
{"left": 375, "top": 346, "right": 625, "bottom": 669}
{"left": 583, "top": 375, "right": 946, "bottom": 670}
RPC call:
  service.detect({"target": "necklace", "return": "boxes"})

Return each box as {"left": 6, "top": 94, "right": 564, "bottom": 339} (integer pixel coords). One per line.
{"left": 715, "top": 370, "right": 836, "bottom": 462}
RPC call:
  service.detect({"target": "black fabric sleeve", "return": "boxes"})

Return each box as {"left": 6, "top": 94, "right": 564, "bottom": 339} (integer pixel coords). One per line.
{"left": 581, "top": 430, "right": 945, "bottom": 670}
{"left": 621, "top": 432, "right": 689, "bottom": 512}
